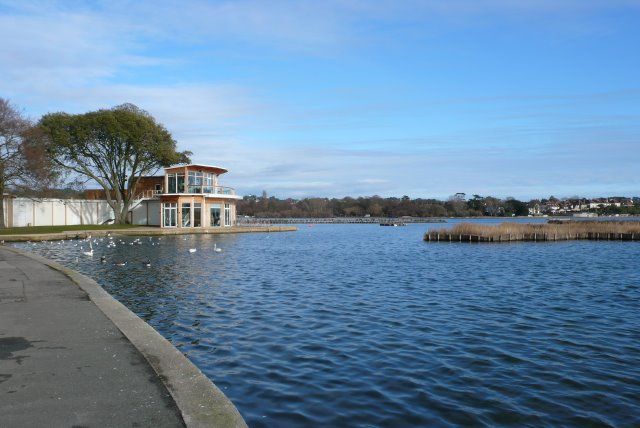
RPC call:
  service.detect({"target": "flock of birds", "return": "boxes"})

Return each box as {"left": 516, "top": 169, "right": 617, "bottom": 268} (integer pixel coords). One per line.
{"left": 21, "top": 233, "right": 222, "bottom": 267}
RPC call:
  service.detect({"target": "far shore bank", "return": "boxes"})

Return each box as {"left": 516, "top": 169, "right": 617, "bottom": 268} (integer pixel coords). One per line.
{"left": 0, "top": 225, "right": 296, "bottom": 242}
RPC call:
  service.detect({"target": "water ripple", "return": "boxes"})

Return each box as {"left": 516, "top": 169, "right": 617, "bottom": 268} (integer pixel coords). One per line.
{"left": 13, "top": 223, "right": 640, "bottom": 427}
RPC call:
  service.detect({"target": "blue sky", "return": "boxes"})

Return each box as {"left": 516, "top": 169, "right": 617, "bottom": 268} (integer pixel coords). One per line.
{"left": 1, "top": 0, "right": 639, "bottom": 199}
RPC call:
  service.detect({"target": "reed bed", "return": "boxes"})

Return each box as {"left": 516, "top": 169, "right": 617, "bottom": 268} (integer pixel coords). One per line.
{"left": 424, "top": 221, "right": 640, "bottom": 243}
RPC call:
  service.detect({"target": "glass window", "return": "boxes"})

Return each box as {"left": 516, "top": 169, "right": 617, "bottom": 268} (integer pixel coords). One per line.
{"left": 188, "top": 171, "right": 203, "bottom": 193}
{"left": 210, "top": 204, "right": 221, "bottom": 227}
{"left": 224, "top": 203, "right": 231, "bottom": 227}
{"left": 203, "top": 173, "right": 213, "bottom": 193}
{"left": 163, "top": 203, "right": 176, "bottom": 227}
{"left": 193, "top": 203, "right": 202, "bottom": 227}
{"left": 167, "top": 174, "right": 176, "bottom": 193}
{"left": 181, "top": 202, "right": 191, "bottom": 227}
{"left": 177, "top": 174, "right": 185, "bottom": 193}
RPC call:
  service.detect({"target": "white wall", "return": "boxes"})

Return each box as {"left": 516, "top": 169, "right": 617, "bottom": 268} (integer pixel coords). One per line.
{"left": 3, "top": 197, "right": 115, "bottom": 227}
{"left": 147, "top": 200, "right": 161, "bottom": 226}
{"left": 130, "top": 200, "right": 160, "bottom": 226}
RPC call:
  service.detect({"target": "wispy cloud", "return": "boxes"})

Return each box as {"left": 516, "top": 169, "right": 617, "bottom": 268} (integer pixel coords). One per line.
{"left": 1, "top": 0, "right": 639, "bottom": 198}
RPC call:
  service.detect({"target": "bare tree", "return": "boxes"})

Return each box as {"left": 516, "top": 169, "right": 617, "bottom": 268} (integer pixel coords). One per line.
{"left": 0, "top": 98, "right": 56, "bottom": 227}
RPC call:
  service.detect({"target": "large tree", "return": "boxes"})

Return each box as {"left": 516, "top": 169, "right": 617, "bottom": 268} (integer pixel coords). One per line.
{"left": 39, "top": 104, "right": 191, "bottom": 224}
{"left": 0, "top": 98, "right": 56, "bottom": 228}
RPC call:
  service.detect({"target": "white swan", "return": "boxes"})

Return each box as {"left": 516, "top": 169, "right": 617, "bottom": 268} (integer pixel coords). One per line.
{"left": 82, "top": 241, "right": 94, "bottom": 257}
{"left": 213, "top": 244, "right": 222, "bottom": 253}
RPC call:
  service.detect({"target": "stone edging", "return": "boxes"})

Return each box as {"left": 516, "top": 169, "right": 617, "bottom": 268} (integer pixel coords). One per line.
{"left": 4, "top": 246, "right": 247, "bottom": 428}
{"left": 0, "top": 225, "right": 297, "bottom": 242}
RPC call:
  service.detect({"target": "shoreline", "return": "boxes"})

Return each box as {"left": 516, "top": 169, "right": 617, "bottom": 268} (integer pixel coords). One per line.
{"left": 3, "top": 246, "right": 248, "bottom": 428}
{"left": 0, "top": 225, "right": 297, "bottom": 242}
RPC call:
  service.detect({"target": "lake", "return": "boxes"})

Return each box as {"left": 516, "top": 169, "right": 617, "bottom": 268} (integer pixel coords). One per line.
{"left": 14, "top": 221, "right": 640, "bottom": 427}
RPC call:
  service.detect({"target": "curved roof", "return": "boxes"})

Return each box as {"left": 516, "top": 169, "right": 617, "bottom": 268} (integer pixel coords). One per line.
{"left": 164, "top": 164, "right": 228, "bottom": 175}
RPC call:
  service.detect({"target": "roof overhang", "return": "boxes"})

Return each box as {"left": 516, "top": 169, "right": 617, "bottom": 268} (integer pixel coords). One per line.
{"left": 164, "top": 164, "right": 228, "bottom": 175}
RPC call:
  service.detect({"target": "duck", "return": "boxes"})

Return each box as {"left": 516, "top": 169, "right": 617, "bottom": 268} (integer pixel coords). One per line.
{"left": 115, "top": 261, "right": 126, "bottom": 266}
{"left": 143, "top": 260, "right": 151, "bottom": 267}
{"left": 100, "top": 256, "right": 107, "bottom": 263}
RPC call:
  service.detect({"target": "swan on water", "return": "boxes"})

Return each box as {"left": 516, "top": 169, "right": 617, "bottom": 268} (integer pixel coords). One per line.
{"left": 213, "top": 244, "right": 222, "bottom": 253}
{"left": 82, "top": 241, "right": 94, "bottom": 257}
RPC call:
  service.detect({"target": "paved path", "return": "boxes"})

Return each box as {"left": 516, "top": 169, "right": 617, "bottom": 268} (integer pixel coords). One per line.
{"left": 0, "top": 248, "right": 184, "bottom": 427}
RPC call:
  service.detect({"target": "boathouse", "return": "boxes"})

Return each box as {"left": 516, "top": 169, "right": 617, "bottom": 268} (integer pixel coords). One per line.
{"left": 130, "top": 164, "right": 242, "bottom": 228}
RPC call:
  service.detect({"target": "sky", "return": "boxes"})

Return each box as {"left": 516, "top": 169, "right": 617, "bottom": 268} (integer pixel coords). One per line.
{"left": 1, "top": 0, "right": 639, "bottom": 200}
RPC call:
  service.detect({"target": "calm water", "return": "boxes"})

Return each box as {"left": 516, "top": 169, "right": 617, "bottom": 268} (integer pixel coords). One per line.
{"left": 14, "top": 222, "right": 640, "bottom": 427}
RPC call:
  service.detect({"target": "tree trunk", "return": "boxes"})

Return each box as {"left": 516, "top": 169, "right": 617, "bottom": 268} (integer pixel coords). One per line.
{"left": 0, "top": 181, "right": 5, "bottom": 229}
{"left": 116, "top": 205, "right": 129, "bottom": 224}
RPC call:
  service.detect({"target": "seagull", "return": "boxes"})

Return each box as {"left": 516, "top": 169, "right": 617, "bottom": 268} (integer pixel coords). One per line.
{"left": 115, "top": 261, "right": 126, "bottom": 266}
{"left": 189, "top": 248, "right": 197, "bottom": 253}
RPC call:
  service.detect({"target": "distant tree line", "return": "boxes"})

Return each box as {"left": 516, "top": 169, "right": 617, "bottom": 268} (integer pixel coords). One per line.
{"left": 237, "top": 192, "right": 533, "bottom": 218}
{"left": 238, "top": 192, "right": 640, "bottom": 218}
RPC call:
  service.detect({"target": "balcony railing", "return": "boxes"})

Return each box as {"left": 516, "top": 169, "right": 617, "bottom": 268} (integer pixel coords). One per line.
{"left": 136, "top": 186, "right": 236, "bottom": 199}
{"left": 185, "top": 185, "right": 236, "bottom": 195}
{"left": 135, "top": 189, "right": 163, "bottom": 200}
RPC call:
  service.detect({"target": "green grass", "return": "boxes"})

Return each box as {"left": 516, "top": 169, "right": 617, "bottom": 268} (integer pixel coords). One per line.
{"left": 0, "top": 224, "right": 142, "bottom": 235}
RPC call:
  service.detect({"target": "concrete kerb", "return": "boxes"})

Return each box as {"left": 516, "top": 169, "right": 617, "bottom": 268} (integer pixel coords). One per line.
{"left": 0, "top": 225, "right": 297, "bottom": 242}
{"left": 4, "top": 246, "right": 247, "bottom": 428}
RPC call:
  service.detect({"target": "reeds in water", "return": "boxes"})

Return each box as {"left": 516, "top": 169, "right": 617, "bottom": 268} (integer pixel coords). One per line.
{"left": 424, "top": 221, "right": 640, "bottom": 243}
